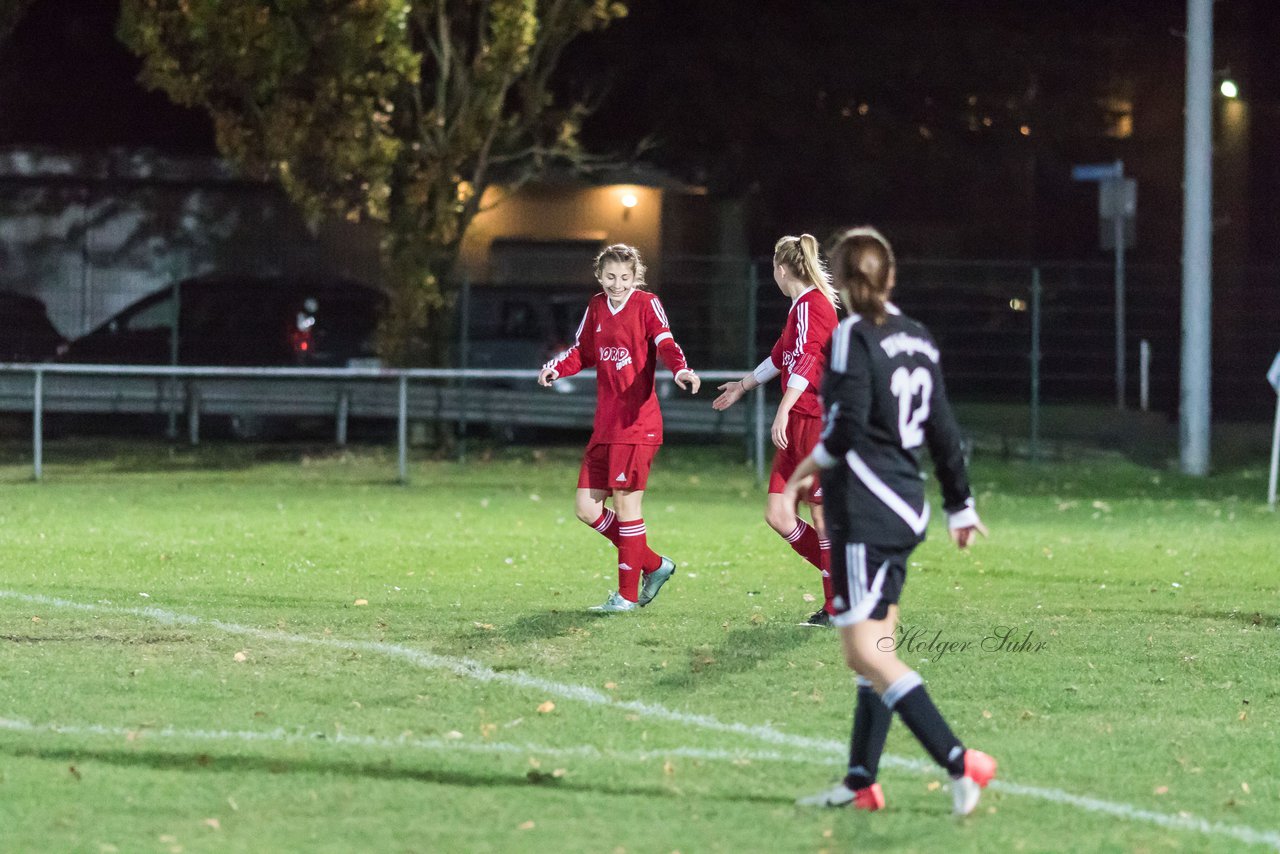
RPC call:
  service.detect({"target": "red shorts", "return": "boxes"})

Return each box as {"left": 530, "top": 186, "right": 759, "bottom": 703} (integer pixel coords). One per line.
{"left": 769, "top": 413, "right": 824, "bottom": 504}
{"left": 578, "top": 443, "right": 660, "bottom": 492}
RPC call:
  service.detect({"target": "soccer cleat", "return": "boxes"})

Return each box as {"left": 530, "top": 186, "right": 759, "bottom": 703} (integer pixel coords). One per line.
{"left": 796, "top": 781, "right": 884, "bottom": 810}
{"left": 799, "top": 608, "right": 832, "bottom": 627}
{"left": 638, "top": 556, "right": 676, "bottom": 607}
{"left": 951, "top": 749, "right": 997, "bottom": 816}
{"left": 589, "top": 591, "right": 638, "bottom": 613}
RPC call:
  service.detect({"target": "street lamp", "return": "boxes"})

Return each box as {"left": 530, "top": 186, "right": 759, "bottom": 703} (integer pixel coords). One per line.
{"left": 1219, "top": 79, "right": 1239, "bottom": 99}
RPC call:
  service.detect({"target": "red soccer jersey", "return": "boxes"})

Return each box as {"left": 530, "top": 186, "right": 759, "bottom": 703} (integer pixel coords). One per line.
{"left": 544, "top": 290, "right": 690, "bottom": 445}
{"left": 767, "top": 287, "right": 838, "bottom": 418}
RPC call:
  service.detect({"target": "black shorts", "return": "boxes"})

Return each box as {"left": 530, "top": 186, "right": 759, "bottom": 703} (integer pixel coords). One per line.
{"left": 829, "top": 542, "right": 912, "bottom": 627}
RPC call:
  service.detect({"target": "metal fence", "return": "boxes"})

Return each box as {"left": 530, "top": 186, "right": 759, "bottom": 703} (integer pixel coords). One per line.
{"left": 0, "top": 365, "right": 769, "bottom": 483}
{"left": 6, "top": 237, "right": 1279, "bottom": 426}
{"left": 649, "top": 256, "right": 1280, "bottom": 423}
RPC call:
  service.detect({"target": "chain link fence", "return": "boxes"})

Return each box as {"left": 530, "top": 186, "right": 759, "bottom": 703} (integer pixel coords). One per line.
{"left": 3, "top": 160, "right": 1276, "bottom": 428}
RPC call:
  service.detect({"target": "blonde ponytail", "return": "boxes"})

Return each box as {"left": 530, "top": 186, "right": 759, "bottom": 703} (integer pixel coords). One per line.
{"left": 774, "top": 234, "right": 838, "bottom": 307}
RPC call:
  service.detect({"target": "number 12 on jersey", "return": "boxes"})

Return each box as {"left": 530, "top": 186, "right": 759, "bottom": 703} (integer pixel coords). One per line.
{"left": 891, "top": 366, "right": 932, "bottom": 449}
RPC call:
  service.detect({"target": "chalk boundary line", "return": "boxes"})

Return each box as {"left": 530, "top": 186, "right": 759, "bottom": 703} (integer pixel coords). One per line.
{"left": 2, "top": 590, "right": 1277, "bottom": 851}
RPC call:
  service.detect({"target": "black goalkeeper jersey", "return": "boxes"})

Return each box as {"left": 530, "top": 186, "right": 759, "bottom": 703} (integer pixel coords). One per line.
{"left": 814, "top": 305, "right": 974, "bottom": 549}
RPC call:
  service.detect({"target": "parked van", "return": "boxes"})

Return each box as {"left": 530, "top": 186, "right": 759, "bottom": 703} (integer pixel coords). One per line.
{"left": 464, "top": 284, "right": 592, "bottom": 392}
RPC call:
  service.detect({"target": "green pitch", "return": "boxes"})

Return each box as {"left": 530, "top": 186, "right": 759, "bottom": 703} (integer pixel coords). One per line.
{"left": 1, "top": 441, "right": 1277, "bottom": 853}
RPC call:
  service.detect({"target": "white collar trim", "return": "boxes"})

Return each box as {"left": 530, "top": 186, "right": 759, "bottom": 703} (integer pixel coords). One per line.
{"left": 606, "top": 289, "right": 637, "bottom": 315}
{"left": 791, "top": 285, "right": 817, "bottom": 307}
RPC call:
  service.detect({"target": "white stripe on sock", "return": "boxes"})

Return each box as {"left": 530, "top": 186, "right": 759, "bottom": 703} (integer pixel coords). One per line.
{"left": 881, "top": 671, "right": 923, "bottom": 710}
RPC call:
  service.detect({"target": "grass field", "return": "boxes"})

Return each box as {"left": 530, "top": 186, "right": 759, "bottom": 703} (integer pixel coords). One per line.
{"left": 1, "top": 439, "right": 1278, "bottom": 853}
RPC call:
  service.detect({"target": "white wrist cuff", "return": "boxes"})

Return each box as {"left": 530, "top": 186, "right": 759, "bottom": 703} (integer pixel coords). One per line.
{"left": 786, "top": 374, "right": 810, "bottom": 392}
{"left": 947, "top": 506, "right": 981, "bottom": 530}
{"left": 752, "top": 358, "right": 781, "bottom": 385}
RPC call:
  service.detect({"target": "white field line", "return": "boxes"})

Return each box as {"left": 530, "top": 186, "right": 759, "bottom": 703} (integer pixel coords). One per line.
{"left": 0, "top": 715, "right": 825, "bottom": 766}
{"left": 4, "top": 590, "right": 1279, "bottom": 851}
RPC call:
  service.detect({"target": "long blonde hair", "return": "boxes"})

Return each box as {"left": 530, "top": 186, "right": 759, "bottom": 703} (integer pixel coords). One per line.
{"left": 827, "top": 226, "right": 895, "bottom": 325}
{"left": 774, "top": 234, "right": 837, "bottom": 306}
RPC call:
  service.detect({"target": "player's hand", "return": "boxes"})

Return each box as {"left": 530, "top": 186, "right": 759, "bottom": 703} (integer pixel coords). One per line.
{"left": 949, "top": 520, "right": 989, "bottom": 550}
{"left": 537, "top": 367, "right": 557, "bottom": 387}
{"left": 771, "top": 410, "right": 790, "bottom": 450}
{"left": 675, "top": 369, "right": 701, "bottom": 394}
{"left": 712, "top": 381, "right": 744, "bottom": 411}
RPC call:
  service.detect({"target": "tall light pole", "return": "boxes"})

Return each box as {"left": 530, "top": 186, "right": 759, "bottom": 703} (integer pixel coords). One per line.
{"left": 1181, "top": 0, "right": 1213, "bottom": 476}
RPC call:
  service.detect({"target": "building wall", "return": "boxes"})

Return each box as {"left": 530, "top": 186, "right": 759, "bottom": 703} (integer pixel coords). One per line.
{"left": 458, "top": 183, "right": 665, "bottom": 287}
{"left": 0, "top": 149, "right": 382, "bottom": 338}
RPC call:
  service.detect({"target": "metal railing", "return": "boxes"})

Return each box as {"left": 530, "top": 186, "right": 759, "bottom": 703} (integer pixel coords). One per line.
{"left": 0, "top": 364, "right": 768, "bottom": 483}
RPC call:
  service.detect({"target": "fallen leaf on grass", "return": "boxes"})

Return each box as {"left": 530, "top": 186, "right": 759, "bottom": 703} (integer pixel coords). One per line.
{"left": 604, "top": 682, "right": 618, "bottom": 690}
{"left": 663, "top": 760, "right": 676, "bottom": 776}
{"left": 537, "top": 701, "right": 556, "bottom": 714}
{"left": 473, "top": 622, "right": 495, "bottom": 631}
{"left": 926, "top": 780, "right": 940, "bottom": 791}
{"left": 802, "top": 593, "right": 816, "bottom": 603}
{"left": 68, "top": 765, "right": 81, "bottom": 781}
{"left": 233, "top": 651, "right": 248, "bottom": 663}
{"left": 518, "top": 821, "right": 535, "bottom": 830}
{"left": 1242, "top": 782, "right": 1251, "bottom": 794}
{"left": 353, "top": 599, "right": 368, "bottom": 606}
{"left": 202, "top": 819, "right": 220, "bottom": 831}
{"left": 1154, "top": 785, "right": 1169, "bottom": 795}
{"left": 31, "top": 616, "right": 41, "bottom": 623}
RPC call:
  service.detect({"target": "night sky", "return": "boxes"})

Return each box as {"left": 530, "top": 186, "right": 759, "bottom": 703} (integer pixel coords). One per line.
{"left": 2, "top": 0, "right": 1279, "bottom": 262}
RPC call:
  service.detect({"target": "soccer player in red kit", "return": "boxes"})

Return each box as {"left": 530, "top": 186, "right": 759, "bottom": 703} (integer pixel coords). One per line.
{"left": 538, "top": 244, "right": 701, "bottom": 612}
{"left": 712, "top": 234, "right": 840, "bottom": 625}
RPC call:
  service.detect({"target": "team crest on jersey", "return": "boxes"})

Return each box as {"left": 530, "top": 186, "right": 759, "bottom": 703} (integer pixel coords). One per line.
{"left": 599, "top": 346, "right": 632, "bottom": 370}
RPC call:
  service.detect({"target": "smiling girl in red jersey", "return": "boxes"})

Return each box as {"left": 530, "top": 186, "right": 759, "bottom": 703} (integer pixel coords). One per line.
{"left": 712, "top": 234, "right": 839, "bottom": 625}
{"left": 538, "top": 244, "right": 701, "bottom": 612}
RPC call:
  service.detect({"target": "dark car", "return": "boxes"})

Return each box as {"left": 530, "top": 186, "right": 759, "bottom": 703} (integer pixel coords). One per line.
{"left": 0, "top": 291, "right": 67, "bottom": 362}
{"left": 62, "top": 274, "right": 385, "bottom": 367}
{"left": 58, "top": 275, "right": 386, "bottom": 439}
